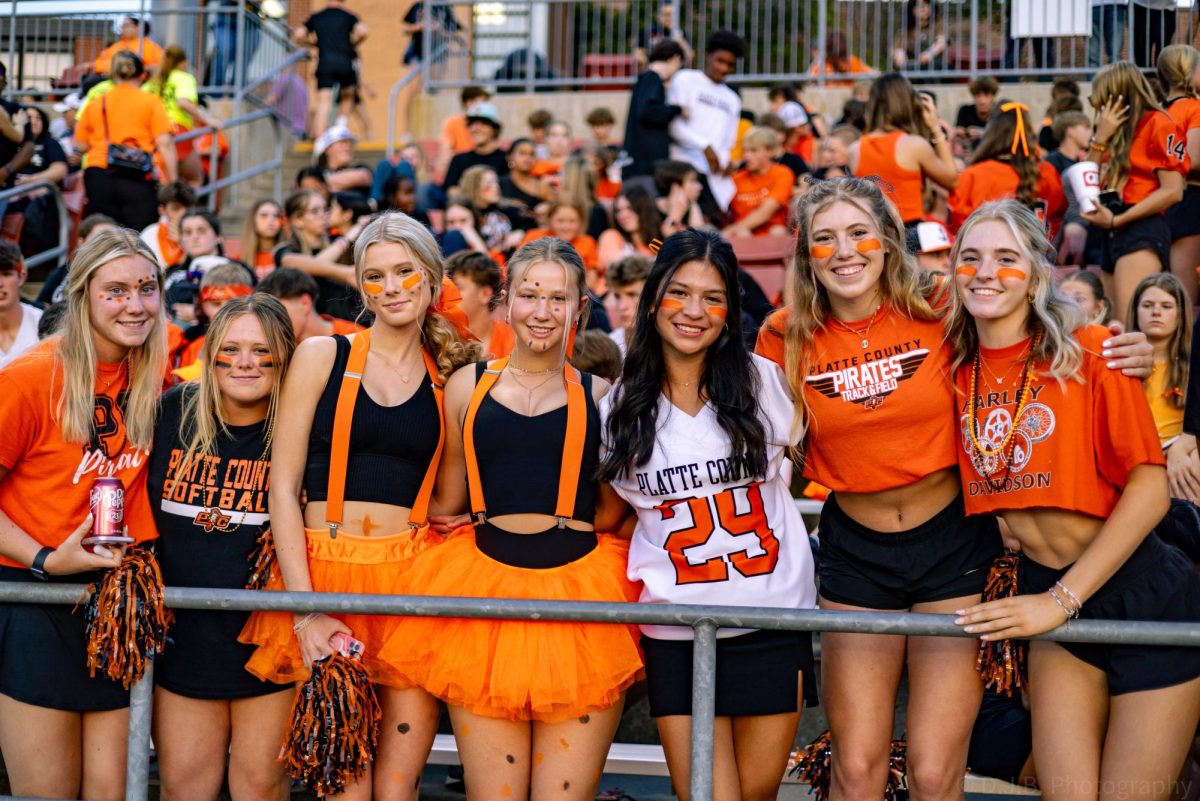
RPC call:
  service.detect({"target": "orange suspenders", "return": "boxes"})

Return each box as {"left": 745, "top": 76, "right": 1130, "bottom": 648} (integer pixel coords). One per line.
{"left": 461, "top": 356, "right": 588, "bottom": 529}
{"left": 323, "top": 329, "right": 446, "bottom": 538}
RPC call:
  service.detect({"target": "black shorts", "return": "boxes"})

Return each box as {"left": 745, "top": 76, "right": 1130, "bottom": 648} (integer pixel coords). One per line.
{"left": 1166, "top": 184, "right": 1200, "bottom": 241}
{"left": 1019, "top": 534, "right": 1200, "bottom": 695}
{"left": 642, "top": 629, "right": 818, "bottom": 718}
{"left": 1100, "top": 213, "right": 1171, "bottom": 274}
{"left": 315, "top": 67, "right": 357, "bottom": 90}
{"left": 0, "top": 567, "right": 129, "bottom": 712}
{"left": 817, "top": 493, "right": 1002, "bottom": 610}
{"left": 967, "top": 688, "right": 1032, "bottom": 785}
{"left": 157, "top": 608, "right": 292, "bottom": 701}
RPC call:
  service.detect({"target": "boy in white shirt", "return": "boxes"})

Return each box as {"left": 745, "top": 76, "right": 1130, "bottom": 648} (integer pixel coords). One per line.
{"left": 0, "top": 241, "right": 42, "bottom": 368}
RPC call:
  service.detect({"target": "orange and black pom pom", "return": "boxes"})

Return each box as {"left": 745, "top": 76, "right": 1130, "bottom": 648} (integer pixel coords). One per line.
{"left": 245, "top": 527, "right": 277, "bottom": 591}
{"left": 975, "top": 552, "right": 1028, "bottom": 696}
{"left": 789, "top": 730, "right": 833, "bottom": 800}
{"left": 281, "top": 652, "right": 381, "bottom": 796}
{"left": 885, "top": 738, "right": 908, "bottom": 801}
{"left": 81, "top": 546, "right": 174, "bottom": 689}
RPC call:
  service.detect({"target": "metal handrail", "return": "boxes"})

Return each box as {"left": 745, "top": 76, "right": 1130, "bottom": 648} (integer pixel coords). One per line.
{"left": 172, "top": 108, "right": 284, "bottom": 209}
{"left": 237, "top": 47, "right": 310, "bottom": 100}
{"left": 0, "top": 179, "right": 68, "bottom": 271}
{"left": 0, "top": 581, "right": 1194, "bottom": 801}
{"left": 384, "top": 41, "right": 451, "bottom": 161}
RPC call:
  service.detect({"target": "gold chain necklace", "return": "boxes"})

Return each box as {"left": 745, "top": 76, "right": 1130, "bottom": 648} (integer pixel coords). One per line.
{"left": 208, "top": 413, "right": 275, "bottom": 534}
{"left": 829, "top": 304, "right": 883, "bottom": 349}
{"left": 369, "top": 347, "right": 419, "bottom": 383}
{"left": 507, "top": 367, "right": 560, "bottom": 414}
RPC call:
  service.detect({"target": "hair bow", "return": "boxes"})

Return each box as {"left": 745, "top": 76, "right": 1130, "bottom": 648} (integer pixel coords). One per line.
{"left": 199, "top": 284, "right": 253, "bottom": 303}
{"left": 648, "top": 238, "right": 663, "bottom": 256}
{"left": 1000, "top": 102, "right": 1031, "bottom": 157}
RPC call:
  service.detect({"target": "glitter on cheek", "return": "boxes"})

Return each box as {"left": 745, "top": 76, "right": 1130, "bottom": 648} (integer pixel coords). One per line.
{"left": 955, "top": 265, "right": 978, "bottom": 279}
{"left": 401, "top": 273, "right": 423, "bottom": 290}
{"left": 996, "top": 267, "right": 1027, "bottom": 282}
{"left": 809, "top": 244, "right": 836, "bottom": 260}
{"left": 362, "top": 283, "right": 384, "bottom": 296}
{"left": 855, "top": 238, "right": 883, "bottom": 254}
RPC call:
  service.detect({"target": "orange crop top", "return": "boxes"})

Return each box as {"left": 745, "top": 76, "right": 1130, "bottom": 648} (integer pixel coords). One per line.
{"left": 956, "top": 326, "right": 1164, "bottom": 518}
{"left": 1120, "top": 110, "right": 1190, "bottom": 205}
{"left": 755, "top": 305, "right": 959, "bottom": 493}
{"left": 948, "top": 159, "right": 1067, "bottom": 237}
{"left": 855, "top": 131, "right": 925, "bottom": 223}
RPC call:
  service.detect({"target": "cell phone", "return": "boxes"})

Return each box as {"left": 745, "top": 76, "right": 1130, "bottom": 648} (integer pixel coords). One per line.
{"left": 329, "top": 632, "right": 364, "bottom": 659}
{"left": 1097, "top": 190, "right": 1124, "bottom": 213}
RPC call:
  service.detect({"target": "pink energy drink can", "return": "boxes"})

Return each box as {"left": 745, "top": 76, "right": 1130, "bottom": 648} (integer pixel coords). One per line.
{"left": 84, "top": 477, "right": 130, "bottom": 552}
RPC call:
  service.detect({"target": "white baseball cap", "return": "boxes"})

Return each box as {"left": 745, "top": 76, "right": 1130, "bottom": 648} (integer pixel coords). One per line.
{"left": 912, "top": 220, "right": 953, "bottom": 254}
{"left": 777, "top": 101, "right": 809, "bottom": 129}
{"left": 314, "top": 123, "right": 357, "bottom": 159}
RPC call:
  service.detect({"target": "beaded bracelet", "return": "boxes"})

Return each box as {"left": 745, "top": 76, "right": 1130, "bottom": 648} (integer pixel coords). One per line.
{"left": 1055, "top": 581, "right": 1083, "bottom": 612}
{"left": 293, "top": 612, "right": 320, "bottom": 633}
{"left": 1048, "top": 586, "right": 1079, "bottom": 620}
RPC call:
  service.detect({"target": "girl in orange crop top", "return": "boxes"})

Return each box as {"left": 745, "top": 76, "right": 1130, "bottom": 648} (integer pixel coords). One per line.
{"left": 851, "top": 73, "right": 958, "bottom": 223}
{"left": 754, "top": 177, "right": 1155, "bottom": 801}
{"left": 947, "top": 200, "right": 1200, "bottom": 798}
{"left": 1158, "top": 45, "right": 1200, "bottom": 303}
{"left": 0, "top": 229, "right": 167, "bottom": 798}
{"left": 378, "top": 237, "right": 641, "bottom": 801}
{"left": 239, "top": 212, "right": 479, "bottom": 801}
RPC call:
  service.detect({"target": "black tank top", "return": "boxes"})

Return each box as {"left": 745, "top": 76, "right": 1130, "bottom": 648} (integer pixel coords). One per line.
{"left": 471, "top": 362, "right": 600, "bottom": 523}
{"left": 305, "top": 335, "right": 440, "bottom": 506}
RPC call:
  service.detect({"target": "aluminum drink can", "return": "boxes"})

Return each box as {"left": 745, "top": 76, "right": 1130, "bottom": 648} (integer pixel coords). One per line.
{"left": 84, "top": 477, "right": 127, "bottom": 551}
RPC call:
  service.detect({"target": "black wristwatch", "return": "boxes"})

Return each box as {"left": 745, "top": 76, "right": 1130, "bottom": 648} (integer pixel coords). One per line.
{"left": 29, "top": 546, "right": 54, "bottom": 581}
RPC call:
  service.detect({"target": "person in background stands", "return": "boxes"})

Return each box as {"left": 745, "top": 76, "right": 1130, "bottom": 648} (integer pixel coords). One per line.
{"left": 435, "top": 86, "right": 489, "bottom": 180}
{"left": 1060, "top": 269, "right": 1112, "bottom": 326}
{"left": 531, "top": 120, "right": 573, "bottom": 192}
{"left": 0, "top": 241, "right": 41, "bottom": 368}
{"left": 527, "top": 108, "right": 553, "bottom": 160}
{"left": 605, "top": 254, "right": 651, "bottom": 358}
{"left": 93, "top": 16, "right": 163, "bottom": 74}
{"left": 808, "top": 31, "right": 877, "bottom": 88}
{"left": 295, "top": 0, "right": 367, "bottom": 137}
{"left": 725, "top": 126, "right": 795, "bottom": 238}
{"left": 256, "top": 267, "right": 364, "bottom": 343}
{"left": 0, "top": 63, "right": 37, "bottom": 215}
{"left": 954, "top": 76, "right": 998, "bottom": 157}
{"left": 1045, "top": 111, "right": 1097, "bottom": 269}
{"left": 314, "top": 122, "right": 372, "bottom": 197}
{"left": 1157, "top": 45, "right": 1200, "bottom": 305}
{"left": 442, "top": 103, "right": 509, "bottom": 193}
{"left": 445, "top": 249, "right": 513, "bottom": 358}
{"left": 621, "top": 39, "right": 685, "bottom": 192}
{"left": 569, "top": 328, "right": 621, "bottom": 383}
{"left": 654, "top": 159, "right": 709, "bottom": 231}
{"left": 140, "top": 181, "right": 197, "bottom": 272}
{"left": 240, "top": 199, "right": 286, "bottom": 281}
{"left": 635, "top": 0, "right": 692, "bottom": 70}
{"left": 500, "top": 137, "right": 552, "bottom": 214}
{"left": 142, "top": 45, "right": 223, "bottom": 188}
{"left": 586, "top": 107, "right": 618, "bottom": 150}
{"left": 905, "top": 219, "right": 953, "bottom": 276}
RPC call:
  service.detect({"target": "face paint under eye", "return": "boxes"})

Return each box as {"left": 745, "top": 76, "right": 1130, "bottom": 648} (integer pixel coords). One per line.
{"left": 855, "top": 238, "right": 883, "bottom": 254}
{"left": 707, "top": 306, "right": 728, "bottom": 320}
{"left": 996, "top": 267, "right": 1027, "bottom": 282}
{"left": 955, "top": 265, "right": 978, "bottom": 279}
{"left": 362, "top": 283, "right": 384, "bottom": 296}
{"left": 401, "top": 273, "right": 423, "bottom": 290}
{"left": 809, "top": 244, "right": 836, "bottom": 260}
{"left": 659, "top": 298, "right": 686, "bottom": 312}
{"left": 214, "top": 358, "right": 234, "bottom": 369}
{"left": 258, "top": 359, "right": 275, "bottom": 369}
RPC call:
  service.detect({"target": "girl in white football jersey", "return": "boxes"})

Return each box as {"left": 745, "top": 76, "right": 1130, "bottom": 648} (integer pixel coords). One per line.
{"left": 599, "top": 229, "right": 817, "bottom": 801}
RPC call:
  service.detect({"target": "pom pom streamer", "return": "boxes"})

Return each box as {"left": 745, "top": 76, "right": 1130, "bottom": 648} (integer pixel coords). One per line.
{"left": 245, "top": 527, "right": 277, "bottom": 591}
{"left": 789, "top": 731, "right": 907, "bottom": 801}
{"left": 975, "top": 552, "right": 1028, "bottom": 696}
{"left": 281, "top": 652, "right": 381, "bottom": 796}
{"left": 81, "top": 546, "right": 174, "bottom": 689}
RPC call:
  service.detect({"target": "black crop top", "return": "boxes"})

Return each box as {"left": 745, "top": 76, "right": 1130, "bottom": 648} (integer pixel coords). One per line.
{"left": 305, "top": 335, "right": 441, "bottom": 506}
{"left": 471, "top": 362, "right": 600, "bottom": 523}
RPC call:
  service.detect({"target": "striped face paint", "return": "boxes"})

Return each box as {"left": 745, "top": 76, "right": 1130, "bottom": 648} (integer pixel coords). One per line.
{"left": 809, "top": 245, "right": 835, "bottom": 260}
{"left": 401, "top": 273, "right": 423, "bottom": 290}
{"left": 214, "top": 358, "right": 234, "bottom": 369}
{"left": 955, "top": 265, "right": 978, "bottom": 279}
{"left": 996, "top": 267, "right": 1027, "bottom": 282}
{"left": 258, "top": 359, "right": 275, "bottom": 369}
{"left": 855, "top": 238, "right": 883, "bottom": 254}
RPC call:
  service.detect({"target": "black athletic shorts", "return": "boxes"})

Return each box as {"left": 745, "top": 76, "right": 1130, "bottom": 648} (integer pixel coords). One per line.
{"left": 1019, "top": 533, "right": 1200, "bottom": 695}
{"left": 1101, "top": 213, "right": 1171, "bottom": 274}
{"left": 0, "top": 566, "right": 129, "bottom": 712}
{"left": 967, "top": 689, "right": 1032, "bottom": 785}
{"left": 1166, "top": 184, "right": 1200, "bottom": 241}
{"left": 315, "top": 67, "right": 357, "bottom": 90}
{"left": 642, "top": 629, "right": 819, "bottom": 718}
{"left": 817, "top": 493, "right": 1002, "bottom": 610}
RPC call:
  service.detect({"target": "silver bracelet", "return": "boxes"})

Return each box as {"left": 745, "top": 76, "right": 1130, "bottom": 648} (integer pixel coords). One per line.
{"left": 1048, "top": 587, "right": 1079, "bottom": 620}
{"left": 293, "top": 612, "right": 320, "bottom": 633}
{"left": 1054, "top": 580, "right": 1082, "bottom": 611}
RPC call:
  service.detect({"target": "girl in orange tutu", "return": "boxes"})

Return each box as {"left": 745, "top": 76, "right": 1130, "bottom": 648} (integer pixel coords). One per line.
{"left": 239, "top": 211, "right": 478, "bottom": 801}
{"left": 381, "top": 237, "right": 643, "bottom": 800}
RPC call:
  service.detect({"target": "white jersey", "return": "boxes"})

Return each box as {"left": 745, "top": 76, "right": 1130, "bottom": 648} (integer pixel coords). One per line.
{"left": 601, "top": 354, "right": 817, "bottom": 640}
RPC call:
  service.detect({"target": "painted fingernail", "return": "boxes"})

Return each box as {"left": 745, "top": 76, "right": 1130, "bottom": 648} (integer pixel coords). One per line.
{"left": 1107, "top": 361, "right": 1117, "bottom": 368}
{"left": 1102, "top": 349, "right": 1113, "bottom": 357}
{"left": 954, "top": 617, "right": 965, "bottom": 624}
{"left": 963, "top": 625, "right": 974, "bottom": 633}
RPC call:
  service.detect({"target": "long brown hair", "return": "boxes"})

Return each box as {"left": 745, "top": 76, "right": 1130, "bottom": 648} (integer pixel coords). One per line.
{"left": 1128, "top": 272, "right": 1192, "bottom": 410}
{"left": 241, "top": 199, "right": 285, "bottom": 262}
{"left": 1091, "top": 61, "right": 1165, "bottom": 194}
{"left": 866, "top": 72, "right": 927, "bottom": 137}
{"left": 970, "top": 103, "right": 1041, "bottom": 208}
{"left": 148, "top": 44, "right": 187, "bottom": 97}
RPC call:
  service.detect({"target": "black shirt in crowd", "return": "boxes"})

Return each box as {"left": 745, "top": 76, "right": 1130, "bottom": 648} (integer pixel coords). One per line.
{"left": 304, "top": 7, "right": 359, "bottom": 74}
{"left": 403, "top": 2, "right": 460, "bottom": 63}
{"left": 147, "top": 385, "right": 280, "bottom": 699}
{"left": 955, "top": 104, "right": 991, "bottom": 152}
{"left": 274, "top": 240, "right": 363, "bottom": 322}
{"left": 442, "top": 148, "right": 509, "bottom": 193}
{"left": 478, "top": 203, "right": 533, "bottom": 251}
{"left": 622, "top": 69, "right": 683, "bottom": 179}
{"left": 0, "top": 99, "right": 33, "bottom": 190}
{"left": 499, "top": 175, "right": 543, "bottom": 211}
{"left": 775, "top": 152, "right": 809, "bottom": 180}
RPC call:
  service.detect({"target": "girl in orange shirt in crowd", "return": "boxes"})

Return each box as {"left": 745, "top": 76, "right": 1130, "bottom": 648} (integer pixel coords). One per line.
{"left": 240, "top": 200, "right": 286, "bottom": 281}
{"left": 1157, "top": 45, "right": 1200, "bottom": 304}
{"left": 0, "top": 229, "right": 167, "bottom": 801}
{"left": 851, "top": 73, "right": 957, "bottom": 226}
{"left": 520, "top": 195, "right": 599, "bottom": 271}
{"left": 1079, "top": 61, "right": 1188, "bottom": 323}
{"left": 531, "top": 120, "right": 573, "bottom": 192}
{"left": 755, "top": 177, "right": 1151, "bottom": 801}
{"left": 948, "top": 102, "right": 1067, "bottom": 237}
{"left": 949, "top": 200, "right": 1200, "bottom": 800}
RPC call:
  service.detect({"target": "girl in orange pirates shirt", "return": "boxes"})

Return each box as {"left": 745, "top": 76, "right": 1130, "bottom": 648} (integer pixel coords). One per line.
{"left": 949, "top": 200, "right": 1200, "bottom": 799}
{"left": 239, "top": 212, "right": 479, "bottom": 801}
{"left": 755, "top": 177, "right": 1151, "bottom": 801}
{"left": 0, "top": 229, "right": 167, "bottom": 801}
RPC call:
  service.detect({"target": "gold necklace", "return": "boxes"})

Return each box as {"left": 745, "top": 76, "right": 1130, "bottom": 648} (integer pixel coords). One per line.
{"left": 829, "top": 304, "right": 883, "bottom": 349}
{"left": 507, "top": 367, "right": 560, "bottom": 413}
{"left": 206, "top": 412, "right": 275, "bottom": 534}
{"left": 508, "top": 361, "right": 560, "bottom": 376}
{"left": 369, "top": 347, "right": 419, "bottom": 383}
{"left": 979, "top": 353, "right": 1022, "bottom": 387}
{"left": 98, "top": 356, "right": 129, "bottom": 395}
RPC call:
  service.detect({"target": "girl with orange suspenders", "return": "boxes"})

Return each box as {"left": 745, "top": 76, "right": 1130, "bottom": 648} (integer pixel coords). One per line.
{"left": 381, "top": 237, "right": 643, "bottom": 801}
{"left": 240, "top": 212, "right": 478, "bottom": 801}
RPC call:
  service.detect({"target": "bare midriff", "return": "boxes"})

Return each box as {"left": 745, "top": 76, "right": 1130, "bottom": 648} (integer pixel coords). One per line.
{"left": 833, "top": 467, "right": 961, "bottom": 532}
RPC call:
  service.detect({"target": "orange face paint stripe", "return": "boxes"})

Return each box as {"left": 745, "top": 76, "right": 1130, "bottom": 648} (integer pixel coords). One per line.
{"left": 401, "top": 273, "right": 423, "bottom": 290}
{"left": 855, "top": 238, "right": 882, "bottom": 254}
{"left": 707, "top": 306, "right": 728, "bottom": 320}
{"left": 996, "top": 268, "right": 1027, "bottom": 282}
{"left": 362, "top": 283, "right": 384, "bottom": 296}
{"left": 214, "top": 358, "right": 234, "bottom": 369}
{"left": 659, "top": 298, "right": 685, "bottom": 311}
{"left": 955, "top": 265, "right": 978, "bottom": 279}
{"left": 809, "top": 244, "right": 835, "bottom": 259}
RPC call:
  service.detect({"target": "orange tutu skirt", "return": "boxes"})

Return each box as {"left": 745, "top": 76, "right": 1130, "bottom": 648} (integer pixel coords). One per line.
{"left": 378, "top": 525, "right": 644, "bottom": 723}
{"left": 238, "top": 527, "right": 440, "bottom": 688}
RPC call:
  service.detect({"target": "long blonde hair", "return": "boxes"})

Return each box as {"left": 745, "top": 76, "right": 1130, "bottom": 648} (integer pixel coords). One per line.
{"left": 1128, "top": 272, "right": 1192, "bottom": 409}
{"left": 57, "top": 228, "right": 168, "bottom": 449}
{"left": 944, "top": 200, "right": 1085, "bottom": 382}
{"left": 782, "top": 177, "right": 942, "bottom": 440}
{"left": 178, "top": 295, "right": 294, "bottom": 471}
{"left": 352, "top": 211, "right": 480, "bottom": 382}
{"left": 1091, "top": 62, "right": 1165, "bottom": 194}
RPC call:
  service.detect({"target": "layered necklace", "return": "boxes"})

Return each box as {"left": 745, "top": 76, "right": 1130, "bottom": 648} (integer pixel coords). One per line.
{"left": 966, "top": 332, "right": 1041, "bottom": 487}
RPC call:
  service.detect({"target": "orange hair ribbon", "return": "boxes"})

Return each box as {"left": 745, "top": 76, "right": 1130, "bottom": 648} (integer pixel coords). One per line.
{"left": 199, "top": 284, "right": 253, "bottom": 303}
{"left": 432, "top": 275, "right": 478, "bottom": 342}
{"left": 1000, "top": 102, "right": 1031, "bottom": 157}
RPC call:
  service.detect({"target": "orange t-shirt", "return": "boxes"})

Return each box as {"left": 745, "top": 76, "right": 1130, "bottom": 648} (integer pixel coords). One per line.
{"left": 1119, "top": 110, "right": 1190, "bottom": 205}
{"left": 956, "top": 326, "right": 1164, "bottom": 518}
{"left": 596, "top": 176, "right": 622, "bottom": 201}
{"left": 323, "top": 315, "right": 365, "bottom": 335}
{"left": 1166, "top": 97, "right": 1200, "bottom": 183}
{"left": 93, "top": 37, "right": 164, "bottom": 73}
{"left": 856, "top": 131, "right": 924, "bottom": 223}
{"left": 730, "top": 164, "right": 793, "bottom": 235}
{"left": 807, "top": 56, "right": 873, "bottom": 88}
{"left": 157, "top": 225, "right": 184, "bottom": 269}
{"left": 755, "top": 305, "right": 959, "bottom": 493}
{"left": 948, "top": 159, "right": 1068, "bottom": 237}
{"left": 252, "top": 251, "right": 275, "bottom": 281}
{"left": 519, "top": 229, "right": 599, "bottom": 271}
{"left": 75, "top": 83, "right": 171, "bottom": 171}
{"left": 0, "top": 341, "right": 158, "bottom": 568}
{"left": 442, "top": 115, "right": 474, "bottom": 155}
{"left": 486, "top": 320, "right": 516, "bottom": 359}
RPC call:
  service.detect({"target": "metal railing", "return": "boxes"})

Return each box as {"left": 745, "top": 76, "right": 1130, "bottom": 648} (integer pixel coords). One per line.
{"left": 0, "top": 179, "right": 68, "bottom": 270}
{"left": 174, "top": 106, "right": 283, "bottom": 210}
{"left": 0, "top": 580, "right": 1195, "bottom": 801}
{"left": 417, "top": 0, "right": 1200, "bottom": 91}
{"left": 385, "top": 41, "right": 450, "bottom": 160}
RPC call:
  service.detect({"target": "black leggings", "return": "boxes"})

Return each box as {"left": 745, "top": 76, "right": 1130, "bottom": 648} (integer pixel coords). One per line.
{"left": 83, "top": 167, "right": 159, "bottom": 231}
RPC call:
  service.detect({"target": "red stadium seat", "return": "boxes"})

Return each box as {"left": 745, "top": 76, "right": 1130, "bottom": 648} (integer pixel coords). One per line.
{"left": 731, "top": 235, "right": 793, "bottom": 305}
